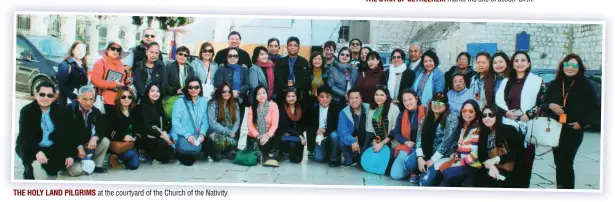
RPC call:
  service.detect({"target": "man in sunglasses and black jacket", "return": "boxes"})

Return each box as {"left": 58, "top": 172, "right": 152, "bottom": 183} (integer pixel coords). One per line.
{"left": 124, "top": 28, "right": 164, "bottom": 73}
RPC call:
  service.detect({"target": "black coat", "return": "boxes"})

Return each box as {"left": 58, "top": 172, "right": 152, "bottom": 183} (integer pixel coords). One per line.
{"left": 65, "top": 102, "right": 107, "bottom": 159}
{"left": 213, "top": 47, "right": 252, "bottom": 67}
{"left": 129, "top": 43, "right": 164, "bottom": 67}
{"left": 381, "top": 69, "right": 416, "bottom": 105}
{"left": 277, "top": 104, "right": 308, "bottom": 138}
{"left": 542, "top": 77, "right": 599, "bottom": 129}
{"left": 56, "top": 59, "right": 88, "bottom": 106}
{"left": 477, "top": 124, "right": 525, "bottom": 165}
{"left": 444, "top": 66, "right": 476, "bottom": 92}
{"left": 106, "top": 106, "right": 140, "bottom": 142}
{"left": 133, "top": 60, "right": 165, "bottom": 98}
{"left": 274, "top": 56, "right": 310, "bottom": 104}
{"left": 163, "top": 61, "right": 195, "bottom": 97}
{"left": 139, "top": 100, "right": 171, "bottom": 139}
{"left": 16, "top": 101, "right": 71, "bottom": 161}
{"left": 214, "top": 64, "right": 251, "bottom": 105}
{"left": 306, "top": 102, "right": 341, "bottom": 137}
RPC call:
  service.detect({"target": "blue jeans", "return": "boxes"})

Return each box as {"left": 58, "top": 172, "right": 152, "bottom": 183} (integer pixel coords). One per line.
{"left": 313, "top": 132, "right": 340, "bottom": 162}
{"left": 390, "top": 150, "right": 411, "bottom": 180}
{"left": 404, "top": 151, "right": 419, "bottom": 174}
{"left": 117, "top": 149, "right": 140, "bottom": 170}
{"left": 419, "top": 166, "right": 441, "bottom": 186}
{"left": 341, "top": 137, "right": 371, "bottom": 166}
{"left": 440, "top": 166, "right": 479, "bottom": 187}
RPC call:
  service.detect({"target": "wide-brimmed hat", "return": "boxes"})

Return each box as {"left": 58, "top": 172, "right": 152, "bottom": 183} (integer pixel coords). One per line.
{"left": 98, "top": 41, "right": 130, "bottom": 59}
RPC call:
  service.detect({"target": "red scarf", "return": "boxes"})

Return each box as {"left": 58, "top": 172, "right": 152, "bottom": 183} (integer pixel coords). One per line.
{"left": 394, "top": 106, "right": 425, "bottom": 157}
{"left": 284, "top": 104, "right": 302, "bottom": 122}
{"left": 257, "top": 60, "right": 275, "bottom": 98}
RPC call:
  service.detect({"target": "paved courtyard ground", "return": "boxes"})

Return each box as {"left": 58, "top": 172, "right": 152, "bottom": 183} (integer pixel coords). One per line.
{"left": 11, "top": 94, "right": 601, "bottom": 189}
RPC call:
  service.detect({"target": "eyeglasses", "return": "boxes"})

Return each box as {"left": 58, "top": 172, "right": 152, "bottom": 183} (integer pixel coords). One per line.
{"left": 38, "top": 93, "right": 54, "bottom": 98}
{"left": 188, "top": 85, "right": 201, "bottom": 90}
{"left": 483, "top": 112, "right": 495, "bottom": 118}
{"left": 563, "top": 62, "right": 579, "bottom": 69}
{"left": 462, "top": 109, "right": 475, "bottom": 114}
{"left": 202, "top": 49, "right": 214, "bottom": 53}
{"left": 121, "top": 95, "right": 133, "bottom": 100}
{"left": 340, "top": 53, "right": 350, "bottom": 57}
{"left": 109, "top": 47, "right": 122, "bottom": 53}
{"left": 177, "top": 52, "right": 189, "bottom": 57}
{"left": 144, "top": 34, "right": 155, "bottom": 38}
{"left": 431, "top": 101, "right": 445, "bottom": 107}
{"left": 350, "top": 42, "right": 361, "bottom": 46}
{"left": 392, "top": 56, "right": 402, "bottom": 60}
{"left": 228, "top": 54, "right": 239, "bottom": 59}
{"left": 222, "top": 90, "right": 231, "bottom": 94}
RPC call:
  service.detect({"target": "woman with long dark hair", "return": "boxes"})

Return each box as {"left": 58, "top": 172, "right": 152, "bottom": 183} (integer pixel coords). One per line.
{"left": 364, "top": 85, "right": 400, "bottom": 173}
{"left": 215, "top": 47, "right": 251, "bottom": 139}
{"left": 207, "top": 83, "right": 241, "bottom": 161}
{"left": 57, "top": 41, "right": 88, "bottom": 106}
{"left": 356, "top": 51, "right": 385, "bottom": 104}
{"left": 358, "top": 47, "right": 373, "bottom": 73}
{"left": 277, "top": 88, "right": 308, "bottom": 163}
{"left": 440, "top": 99, "right": 482, "bottom": 187}
{"left": 542, "top": 53, "right": 599, "bottom": 189}
{"left": 491, "top": 52, "right": 511, "bottom": 92}
{"left": 137, "top": 83, "right": 174, "bottom": 164}
{"left": 247, "top": 85, "right": 281, "bottom": 163}
{"left": 475, "top": 106, "right": 524, "bottom": 188}
{"left": 249, "top": 46, "right": 275, "bottom": 104}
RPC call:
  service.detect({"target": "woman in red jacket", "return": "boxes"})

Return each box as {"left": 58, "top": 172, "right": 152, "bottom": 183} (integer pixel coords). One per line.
{"left": 90, "top": 41, "right": 129, "bottom": 113}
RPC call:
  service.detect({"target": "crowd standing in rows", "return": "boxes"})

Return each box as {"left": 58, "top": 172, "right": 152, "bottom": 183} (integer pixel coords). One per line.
{"left": 16, "top": 29, "right": 599, "bottom": 189}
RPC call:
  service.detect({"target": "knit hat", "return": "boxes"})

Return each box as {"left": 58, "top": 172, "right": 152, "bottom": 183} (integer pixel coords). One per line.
{"left": 431, "top": 92, "right": 447, "bottom": 104}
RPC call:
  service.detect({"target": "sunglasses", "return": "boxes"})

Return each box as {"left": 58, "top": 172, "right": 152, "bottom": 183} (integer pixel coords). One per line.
{"left": 563, "top": 62, "right": 579, "bottom": 69}
{"left": 340, "top": 53, "right": 350, "bottom": 57}
{"left": 188, "top": 85, "right": 201, "bottom": 90}
{"left": 109, "top": 47, "right": 122, "bottom": 53}
{"left": 121, "top": 95, "right": 133, "bottom": 100}
{"left": 38, "top": 93, "right": 54, "bottom": 98}
{"left": 462, "top": 109, "right": 475, "bottom": 114}
{"left": 222, "top": 90, "right": 231, "bottom": 94}
{"left": 228, "top": 54, "right": 239, "bottom": 59}
{"left": 144, "top": 34, "right": 155, "bottom": 38}
{"left": 483, "top": 112, "right": 495, "bottom": 118}
{"left": 431, "top": 101, "right": 445, "bottom": 107}
{"left": 392, "top": 56, "right": 402, "bottom": 60}
{"left": 177, "top": 52, "right": 189, "bottom": 57}
{"left": 350, "top": 42, "right": 361, "bottom": 46}
{"left": 202, "top": 49, "right": 214, "bottom": 53}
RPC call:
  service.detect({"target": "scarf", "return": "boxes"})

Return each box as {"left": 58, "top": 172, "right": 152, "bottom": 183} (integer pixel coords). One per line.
{"left": 256, "top": 101, "right": 270, "bottom": 137}
{"left": 373, "top": 106, "right": 384, "bottom": 123}
{"left": 401, "top": 106, "right": 425, "bottom": 141}
{"left": 387, "top": 63, "right": 407, "bottom": 99}
{"left": 228, "top": 64, "right": 242, "bottom": 90}
{"left": 284, "top": 104, "right": 303, "bottom": 122}
{"left": 312, "top": 66, "right": 324, "bottom": 96}
{"left": 257, "top": 60, "right": 275, "bottom": 98}
{"left": 413, "top": 70, "right": 435, "bottom": 106}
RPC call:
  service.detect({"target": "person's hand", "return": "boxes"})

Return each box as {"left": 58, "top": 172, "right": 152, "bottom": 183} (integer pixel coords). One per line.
{"left": 404, "top": 141, "right": 415, "bottom": 148}
{"left": 87, "top": 137, "right": 98, "bottom": 150}
{"left": 506, "top": 110, "right": 520, "bottom": 120}
{"left": 177, "top": 89, "right": 183, "bottom": 95}
{"left": 260, "top": 135, "right": 270, "bottom": 145}
{"left": 233, "top": 90, "right": 239, "bottom": 98}
{"left": 484, "top": 158, "right": 496, "bottom": 169}
{"left": 418, "top": 157, "right": 427, "bottom": 173}
{"left": 520, "top": 114, "right": 530, "bottom": 122}
{"left": 373, "top": 143, "right": 383, "bottom": 152}
{"left": 65, "top": 157, "right": 74, "bottom": 168}
{"left": 569, "top": 122, "right": 582, "bottom": 130}
{"left": 300, "top": 136, "right": 306, "bottom": 146}
{"left": 198, "top": 135, "right": 205, "bottom": 143}
{"left": 317, "top": 128, "right": 326, "bottom": 136}
{"left": 188, "top": 136, "right": 196, "bottom": 145}
{"left": 115, "top": 81, "right": 124, "bottom": 88}
{"left": 488, "top": 166, "right": 500, "bottom": 179}
{"left": 351, "top": 142, "right": 360, "bottom": 153}
{"left": 549, "top": 103, "right": 565, "bottom": 115}
{"left": 77, "top": 147, "right": 86, "bottom": 159}
{"left": 36, "top": 151, "right": 48, "bottom": 164}
{"left": 426, "top": 159, "right": 434, "bottom": 168}
{"left": 393, "top": 100, "right": 400, "bottom": 105}
{"left": 231, "top": 133, "right": 236, "bottom": 138}
{"left": 123, "top": 135, "right": 134, "bottom": 142}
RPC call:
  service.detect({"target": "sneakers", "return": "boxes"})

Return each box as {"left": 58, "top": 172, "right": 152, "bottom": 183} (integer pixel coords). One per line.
{"left": 139, "top": 154, "right": 153, "bottom": 164}
{"left": 341, "top": 161, "right": 357, "bottom": 168}
{"left": 409, "top": 174, "right": 418, "bottom": 183}
{"left": 308, "top": 151, "right": 315, "bottom": 159}
{"left": 328, "top": 161, "right": 341, "bottom": 168}
{"left": 109, "top": 154, "right": 122, "bottom": 169}
{"left": 93, "top": 167, "right": 108, "bottom": 173}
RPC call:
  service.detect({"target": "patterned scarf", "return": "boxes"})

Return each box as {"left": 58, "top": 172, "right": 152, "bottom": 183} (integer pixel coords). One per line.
{"left": 256, "top": 60, "right": 275, "bottom": 98}
{"left": 373, "top": 106, "right": 384, "bottom": 123}
{"left": 284, "top": 104, "right": 303, "bottom": 122}
{"left": 257, "top": 101, "right": 270, "bottom": 137}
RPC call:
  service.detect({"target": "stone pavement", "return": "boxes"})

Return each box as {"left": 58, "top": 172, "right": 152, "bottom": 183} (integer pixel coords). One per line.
{"left": 11, "top": 95, "right": 601, "bottom": 189}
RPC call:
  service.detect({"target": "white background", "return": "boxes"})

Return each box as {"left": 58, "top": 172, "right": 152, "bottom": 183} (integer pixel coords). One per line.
{"left": 1, "top": 0, "right": 611, "bottom": 201}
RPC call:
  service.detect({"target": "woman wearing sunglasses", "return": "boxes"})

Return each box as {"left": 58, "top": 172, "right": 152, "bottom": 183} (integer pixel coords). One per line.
{"left": 400, "top": 92, "right": 458, "bottom": 186}
{"left": 495, "top": 51, "right": 545, "bottom": 188}
{"left": 107, "top": 87, "right": 141, "bottom": 170}
{"left": 412, "top": 50, "right": 445, "bottom": 107}
{"left": 192, "top": 42, "right": 218, "bottom": 100}
{"left": 277, "top": 88, "right": 308, "bottom": 163}
{"left": 206, "top": 83, "right": 241, "bottom": 162}
{"left": 364, "top": 86, "right": 400, "bottom": 173}
{"left": 475, "top": 106, "right": 524, "bottom": 188}
{"left": 327, "top": 47, "right": 359, "bottom": 105}
{"left": 91, "top": 41, "right": 129, "bottom": 113}
{"left": 171, "top": 76, "right": 209, "bottom": 166}
{"left": 439, "top": 99, "right": 483, "bottom": 187}
{"left": 382, "top": 49, "right": 416, "bottom": 109}
{"left": 214, "top": 47, "right": 250, "bottom": 139}
{"left": 542, "top": 54, "right": 599, "bottom": 189}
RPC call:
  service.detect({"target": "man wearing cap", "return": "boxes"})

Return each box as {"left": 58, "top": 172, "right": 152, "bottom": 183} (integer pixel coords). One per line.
{"left": 308, "top": 85, "right": 342, "bottom": 167}
{"left": 337, "top": 87, "right": 370, "bottom": 167}
{"left": 65, "top": 86, "right": 110, "bottom": 176}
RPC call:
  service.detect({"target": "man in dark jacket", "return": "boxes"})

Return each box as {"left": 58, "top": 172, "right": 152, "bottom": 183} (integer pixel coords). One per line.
{"left": 163, "top": 46, "right": 195, "bottom": 98}
{"left": 444, "top": 52, "right": 476, "bottom": 92}
{"left": 307, "top": 86, "right": 342, "bottom": 167}
{"left": 213, "top": 31, "right": 252, "bottom": 67}
{"left": 65, "top": 85, "right": 110, "bottom": 176}
{"left": 16, "top": 82, "right": 73, "bottom": 180}
{"left": 133, "top": 42, "right": 165, "bottom": 102}
{"left": 267, "top": 38, "right": 283, "bottom": 66}
{"left": 124, "top": 28, "right": 164, "bottom": 72}
{"left": 274, "top": 36, "right": 309, "bottom": 104}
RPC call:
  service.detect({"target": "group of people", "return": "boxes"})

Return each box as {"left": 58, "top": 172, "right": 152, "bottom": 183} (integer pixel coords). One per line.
{"left": 16, "top": 28, "right": 599, "bottom": 189}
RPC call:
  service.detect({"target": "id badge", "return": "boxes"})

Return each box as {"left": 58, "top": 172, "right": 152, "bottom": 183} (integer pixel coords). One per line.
{"left": 559, "top": 114, "right": 567, "bottom": 124}
{"left": 287, "top": 80, "right": 294, "bottom": 87}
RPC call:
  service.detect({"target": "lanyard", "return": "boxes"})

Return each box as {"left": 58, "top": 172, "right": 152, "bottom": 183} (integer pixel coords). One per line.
{"left": 562, "top": 80, "right": 575, "bottom": 107}
{"left": 205, "top": 64, "right": 212, "bottom": 84}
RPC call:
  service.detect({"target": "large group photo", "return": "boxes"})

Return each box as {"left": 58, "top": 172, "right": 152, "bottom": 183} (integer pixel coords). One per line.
{"left": 12, "top": 12, "right": 603, "bottom": 190}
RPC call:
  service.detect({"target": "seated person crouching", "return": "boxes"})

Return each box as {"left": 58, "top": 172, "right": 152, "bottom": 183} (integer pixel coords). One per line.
{"left": 389, "top": 90, "right": 426, "bottom": 181}
{"left": 16, "top": 82, "right": 74, "bottom": 180}
{"left": 137, "top": 83, "right": 175, "bottom": 164}
{"left": 277, "top": 88, "right": 308, "bottom": 163}
{"left": 338, "top": 88, "right": 370, "bottom": 167}
{"left": 309, "top": 85, "right": 342, "bottom": 167}
{"left": 206, "top": 82, "right": 240, "bottom": 162}
{"left": 66, "top": 86, "right": 110, "bottom": 176}
{"left": 107, "top": 87, "right": 140, "bottom": 170}
{"left": 364, "top": 85, "right": 400, "bottom": 173}
{"left": 172, "top": 76, "right": 209, "bottom": 166}
{"left": 247, "top": 85, "right": 281, "bottom": 164}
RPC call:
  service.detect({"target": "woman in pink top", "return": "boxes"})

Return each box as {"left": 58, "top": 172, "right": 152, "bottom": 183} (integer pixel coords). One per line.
{"left": 247, "top": 85, "right": 280, "bottom": 162}
{"left": 91, "top": 41, "right": 129, "bottom": 112}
